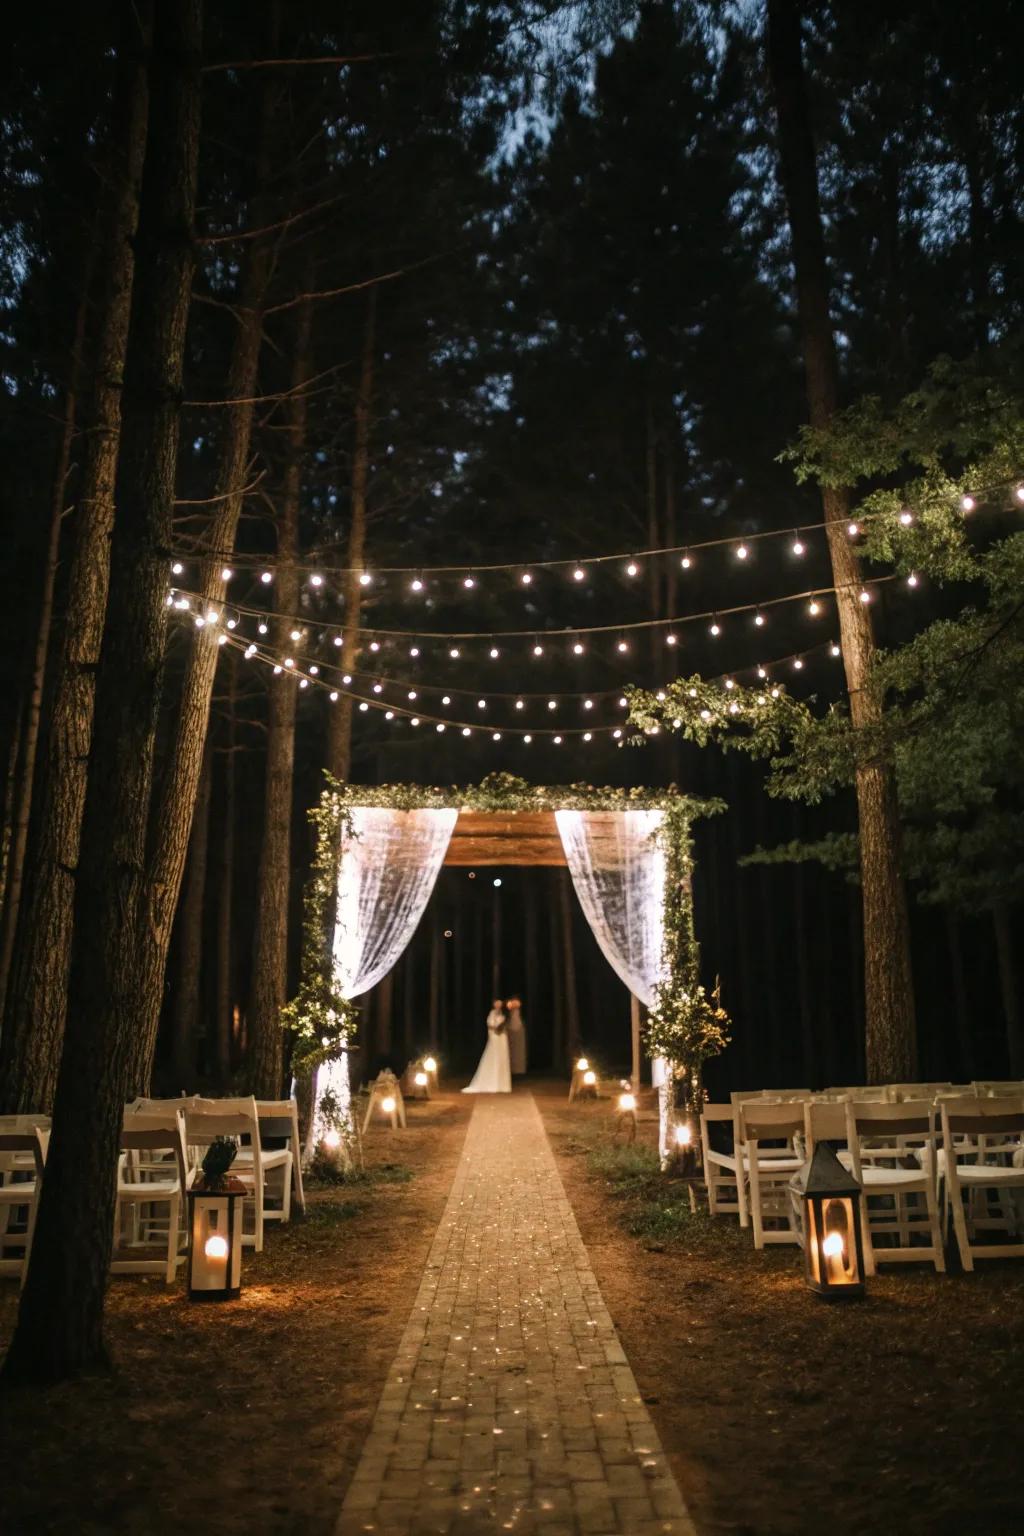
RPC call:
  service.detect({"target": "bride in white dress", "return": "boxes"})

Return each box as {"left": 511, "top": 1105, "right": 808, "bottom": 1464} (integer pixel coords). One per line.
{"left": 462, "top": 1000, "right": 512, "bottom": 1093}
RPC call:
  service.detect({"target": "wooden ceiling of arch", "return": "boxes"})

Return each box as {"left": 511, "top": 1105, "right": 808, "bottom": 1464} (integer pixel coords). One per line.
{"left": 443, "top": 810, "right": 566, "bottom": 866}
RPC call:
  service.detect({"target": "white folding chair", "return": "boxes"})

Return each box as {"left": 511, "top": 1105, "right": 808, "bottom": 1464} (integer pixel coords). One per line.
{"left": 739, "top": 1102, "right": 806, "bottom": 1248}
{"left": 845, "top": 1099, "right": 945, "bottom": 1274}
{"left": 234, "top": 1099, "right": 305, "bottom": 1215}
{"left": 113, "top": 1112, "right": 188, "bottom": 1284}
{"left": 700, "top": 1103, "right": 744, "bottom": 1219}
{"left": 940, "top": 1095, "right": 1024, "bottom": 1270}
{"left": 730, "top": 1088, "right": 810, "bottom": 1105}
{"left": 0, "top": 1121, "right": 47, "bottom": 1288}
{"left": 972, "top": 1080, "right": 1024, "bottom": 1098}
{"left": 185, "top": 1097, "right": 292, "bottom": 1251}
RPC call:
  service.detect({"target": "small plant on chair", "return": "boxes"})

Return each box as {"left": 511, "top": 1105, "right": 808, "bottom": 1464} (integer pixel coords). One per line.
{"left": 201, "top": 1136, "right": 238, "bottom": 1191}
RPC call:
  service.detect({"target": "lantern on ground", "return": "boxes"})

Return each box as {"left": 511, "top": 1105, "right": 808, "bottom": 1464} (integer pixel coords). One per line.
{"left": 187, "top": 1175, "right": 245, "bottom": 1301}
{"left": 576, "top": 1057, "right": 590, "bottom": 1073}
{"left": 790, "top": 1143, "right": 865, "bottom": 1301}
{"left": 423, "top": 1055, "right": 439, "bottom": 1091}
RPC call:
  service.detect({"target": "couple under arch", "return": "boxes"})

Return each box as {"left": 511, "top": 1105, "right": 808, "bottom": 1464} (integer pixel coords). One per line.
{"left": 462, "top": 996, "right": 526, "bottom": 1094}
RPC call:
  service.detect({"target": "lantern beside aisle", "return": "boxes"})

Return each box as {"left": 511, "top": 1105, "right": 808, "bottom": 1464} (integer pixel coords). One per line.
{"left": 187, "top": 1175, "right": 246, "bottom": 1301}
{"left": 790, "top": 1144, "right": 865, "bottom": 1301}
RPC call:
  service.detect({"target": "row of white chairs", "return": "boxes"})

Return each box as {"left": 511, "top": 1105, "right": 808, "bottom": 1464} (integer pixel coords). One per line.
{"left": 0, "top": 1095, "right": 307, "bottom": 1288}
{"left": 700, "top": 1090, "right": 1024, "bottom": 1273}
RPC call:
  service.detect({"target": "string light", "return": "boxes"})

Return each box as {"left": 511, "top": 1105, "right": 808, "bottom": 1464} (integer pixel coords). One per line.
{"left": 626, "top": 560, "right": 639, "bottom": 577}
{"left": 261, "top": 571, "right": 272, "bottom": 584}
{"left": 449, "top": 646, "right": 460, "bottom": 659}
{"left": 410, "top": 645, "right": 420, "bottom": 657}
{"left": 907, "top": 572, "right": 918, "bottom": 587}
{"left": 572, "top": 641, "right": 584, "bottom": 655}
{"left": 830, "top": 643, "right": 841, "bottom": 656}
{"left": 463, "top": 575, "right": 476, "bottom": 589}
{"left": 736, "top": 543, "right": 748, "bottom": 560}
{"left": 858, "top": 588, "right": 871, "bottom": 603}
{"left": 847, "top": 522, "right": 859, "bottom": 537}
{"left": 572, "top": 566, "right": 585, "bottom": 582}
{"left": 710, "top": 620, "right": 720, "bottom": 637}
{"left": 665, "top": 633, "right": 677, "bottom": 646}
{"left": 441, "top": 695, "right": 451, "bottom": 706}
{"left": 617, "top": 639, "right": 629, "bottom": 653}
{"left": 899, "top": 510, "right": 913, "bottom": 526}
{"left": 791, "top": 535, "right": 804, "bottom": 556}
{"left": 521, "top": 571, "right": 532, "bottom": 585}
{"left": 411, "top": 577, "right": 424, "bottom": 592}
{"left": 532, "top": 643, "right": 543, "bottom": 657}
{"left": 960, "top": 494, "right": 975, "bottom": 513}
{"left": 310, "top": 572, "right": 323, "bottom": 587}
{"left": 489, "top": 647, "right": 500, "bottom": 659}
{"left": 808, "top": 599, "right": 820, "bottom": 617}
{"left": 172, "top": 561, "right": 184, "bottom": 575}
{"left": 680, "top": 553, "right": 692, "bottom": 569}
{"left": 1015, "top": 486, "right": 1024, "bottom": 504}
{"left": 754, "top": 612, "right": 765, "bottom": 627}
{"left": 332, "top": 635, "right": 342, "bottom": 646}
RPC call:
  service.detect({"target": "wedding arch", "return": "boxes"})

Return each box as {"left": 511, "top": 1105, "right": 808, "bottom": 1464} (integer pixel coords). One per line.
{"left": 284, "top": 773, "right": 726, "bottom": 1162}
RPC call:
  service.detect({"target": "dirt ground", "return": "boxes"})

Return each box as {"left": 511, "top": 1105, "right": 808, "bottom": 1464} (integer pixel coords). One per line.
{"left": 0, "top": 1091, "right": 472, "bottom": 1536}
{"left": 2, "top": 1082, "right": 1023, "bottom": 1535}
{"left": 534, "top": 1082, "right": 1024, "bottom": 1536}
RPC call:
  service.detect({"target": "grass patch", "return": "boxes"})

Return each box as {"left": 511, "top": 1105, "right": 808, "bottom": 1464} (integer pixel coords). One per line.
{"left": 585, "top": 1139, "right": 743, "bottom": 1251}
{"left": 307, "top": 1158, "right": 414, "bottom": 1190}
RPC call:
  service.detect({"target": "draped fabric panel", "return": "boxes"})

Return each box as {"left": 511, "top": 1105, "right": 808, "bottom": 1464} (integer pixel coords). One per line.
{"left": 311, "top": 807, "right": 457, "bottom": 1149}
{"left": 554, "top": 809, "right": 667, "bottom": 1006}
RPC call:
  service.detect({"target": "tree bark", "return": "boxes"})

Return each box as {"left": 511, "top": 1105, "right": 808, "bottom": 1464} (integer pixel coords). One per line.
{"left": 992, "top": 903, "right": 1022, "bottom": 1076}
{"left": 0, "top": 7, "right": 152, "bottom": 1114}
{"left": 169, "top": 742, "right": 211, "bottom": 1087}
{"left": 0, "top": 285, "right": 88, "bottom": 1021}
{"left": 247, "top": 298, "right": 311, "bottom": 1098}
{"left": 214, "top": 653, "right": 236, "bottom": 1086}
{"left": 767, "top": 0, "right": 916, "bottom": 1083}
{"left": 130, "top": 42, "right": 282, "bottom": 1092}
{"left": 326, "top": 288, "right": 376, "bottom": 782}
{"left": 1, "top": 0, "right": 201, "bottom": 1386}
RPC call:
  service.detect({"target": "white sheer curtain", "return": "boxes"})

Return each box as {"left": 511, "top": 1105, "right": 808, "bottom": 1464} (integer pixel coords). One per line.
{"left": 311, "top": 807, "right": 457, "bottom": 1149}
{"left": 556, "top": 809, "right": 675, "bottom": 1160}
{"left": 555, "top": 809, "right": 667, "bottom": 1006}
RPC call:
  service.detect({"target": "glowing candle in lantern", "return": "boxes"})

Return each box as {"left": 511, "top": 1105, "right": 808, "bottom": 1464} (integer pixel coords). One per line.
{"left": 205, "top": 1233, "right": 229, "bottom": 1262}
{"left": 576, "top": 1057, "right": 589, "bottom": 1072}
{"left": 414, "top": 1071, "right": 428, "bottom": 1087}
{"left": 618, "top": 1092, "right": 636, "bottom": 1113}
{"left": 423, "top": 1056, "right": 437, "bottom": 1073}
{"left": 381, "top": 1095, "right": 396, "bottom": 1115}
{"left": 583, "top": 1070, "right": 597, "bottom": 1087}
{"left": 323, "top": 1129, "right": 342, "bottom": 1151}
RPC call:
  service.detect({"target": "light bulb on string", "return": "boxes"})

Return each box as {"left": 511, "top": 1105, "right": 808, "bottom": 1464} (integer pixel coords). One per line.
{"left": 441, "top": 695, "right": 451, "bottom": 706}
{"left": 273, "top": 664, "right": 281, "bottom": 674}
{"left": 369, "top": 641, "right": 380, "bottom": 653}
{"left": 736, "top": 543, "right": 748, "bottom": 560}
{"left": 385, "top": 710, "right": 394, "bottom": 720}
{"left": 194, "top": 615, "right": 205, "bottom": 628}
{"left": 583, "top": 732, "right": 592, "bottom": 742}
{"left": 613, "top": 728, "right": 622, "bottom": 739}
{"left": 859, "top": 588, "right": 871, "bottom": 603}
{"left": 681, "top": 552, "right": 692, "bottom": 570}
{"left": 489, "top": 647, "right": 499, "bottom": 659}
{"left": 449, "top": 646, "right": 460, "bottom": 659}
{"left": 1015, "top": 485, "right": 1024, "bottom": 504}
{"left": 359, "top": 700, "right": 370, "bottom": 711}
{"left": 226, "top": 618, "right": 237, "bottom": 630}
{"left": 333, "top": 635, "right": 342, "bottom": 646}
{"left": 462, "top": 727, "right": 471, "bottom": 737}
{"left": 907, "top": 572, "right": 918, "bottom": 587}
{"left": 847, "top": 521, "right": 859, "bottom": 537}
{"left": 617, "top": 639, "right": 629, "bottom": 653}
{"left": 724, "top": 678, "right": 735, "bottom": 690}
{"left": 532, "top": 641, "right": 543, "bottom": 657}
{"left": 298, "top": 676, "right": 307, "bottom": 687}
{"left": 492, "top": 732, "right": 501, "bottom": 742}
{"left": 572, "top": 641, "right": 584, "bottom": 655}
{"left": 411, "top": 576, "right": 423, "bottom": 592}
{"left": 258, "top": 623, "right": 268, "bottom": 635}
{"left": 756, "top": 666, "right": 767, "bottom": 679}
{"left": 410, "top": 646, "right": 420, "bottom": 657}
{"left": 547, "top": 700, "right": 557, "bottom": 711}
{"left": 618, "top": 697, "right": 627, "bottom": 708}
{"left": 463, "top": 575, "right": 475, "bottom": 589}
{"left": 407, "top": 690, "right": 417, "bottom": 701}
{"left": 572, "top": 566, "right": 585, "bottom": 582}
{"left": 583, "top": 699, "right": 593, "bottom": 710}
{"left": 261, "top": 571, "right": 272, "bottom": 584}
{"left": 310, "top": 573, "right": 323, "bottom": 587}
{"left": 308, "top": 664, "right": 318, "bottom": 675}
{"left": 625, "top": 560, "right": 639, "bottom": 577}
{"left": 808, "top": 599, "right": 821, "bottom": 617}
{"left": 284, "top": 658, "right": 294, "bottom": 668}
{"left": 342, "top": 674, "right": 352, "bottom": 684}
{"left": 245, "top": 644, "right": 257, "bottom": 659}
{"left": 477, "top": 699, "right": 486, "bottom": 710}
{"left": 290, "top": 628, "right": 301, "bottom": 641}
{"left": 218, "top": 633, "right": 228, "bottom": 646}
{"left": 831, "top": 643, "right": 841, "bottom": 657}
{"left": 523, "top": 734, "right": 532, "bottom": 744}
{"left": 372, "top": 683, "right": 383, "bottom": 695}
{"left": 171, "top": 561, "right": 184, "bottom": 575}
{"left": 710, "top": 619, "right": 721, "bottom": 637}
{"left": 754, "top": 612, "right": 765, "bottom": 627}
{"left": 329, "top": 690, "right": 339, "bottom": 701}
{"left": 436, "top": 723, "right": 445, "bottom": 733}
{"left": 899, "top": 510, "right": 913, "bottom": 526}
{"left": 411, "top": 717, "right": 420, "bottom": 727}
{"left": 665, "top": 633, "right": 677, "bottom": 646}
{"left": 359, "top": 571, "right": 372, "bottom": 586}
{"left": 791, "top": 534, "right": 804, "bottom": 556}
{"left": 521, "top": 571, "right": 532, "bottom": 585}
{"left": 553, "top": 735, "right": 562, "bottom": 745}
{"left": 793, "top": 658, "right": 804, "bottom": 670}
{"left": 515, "top": 699, "right": 524, "bottom": 710}
{"left": 961, "top": 494, "right": 975, "bottom": 513}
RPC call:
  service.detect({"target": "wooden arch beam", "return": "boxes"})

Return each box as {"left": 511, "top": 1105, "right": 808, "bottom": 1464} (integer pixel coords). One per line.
{"left": 443, "top": 810, "right": 566, "bottom": 867}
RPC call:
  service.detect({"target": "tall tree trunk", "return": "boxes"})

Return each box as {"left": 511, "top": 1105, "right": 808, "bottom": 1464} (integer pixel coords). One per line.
{"left": 169, "top": 742, "right": 211, "bottom": 1087}
{"left": 0, "top": 9, "right": 151, "bottom": 1114}
{"left": 326, "top": 287, "right": 376, "bottom": 782}
{"left": 0, "top": 286, "right": 88, "bottom": 1020}
{"left": 992, "top": 903, "right": 1022, "bottom": 1076}
{"left": 1, "top": 0, "right": 201, "bottom": 1386}
{"left": 130, "top": 49, "right": 281, "bottom": 1092}
{"left": 0, "top": 709, "right": 23, "bottom": 913}
{"left": 247, "top": 299, "right": 311, "bottom": 1098}
{"left": 214, "top": 653, "right": 236, "bottom": 1086}
{"left": 767, "top": 0, "right": 915, "bottom": 1083}
{"left": 557, "top": 869, "right": 580, "bottom": 1059}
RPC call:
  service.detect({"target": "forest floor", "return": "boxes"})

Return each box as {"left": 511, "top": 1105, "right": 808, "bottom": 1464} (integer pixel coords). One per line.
{"left": 1, "top": 1081, "right": 1022, "bottom": 1535}
{"left": 534, "top": 1081, "right": 1024, "bottom": 1536}
{"left": 0, "top": 1090, "right": 473, "bottom": 1536}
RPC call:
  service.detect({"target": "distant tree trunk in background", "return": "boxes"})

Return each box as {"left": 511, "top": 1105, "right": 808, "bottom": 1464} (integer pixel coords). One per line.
{"left": 169, "top": 744, "right": 211, "bottom": 1087}
{"left": 326, "top": 287, "right": 376, "bottom": 782}
{"left": 0, "top": 10, "right": 151, "bottom": 1115}
{"left": 0, "top": 712, "right": 23, "bottom": 912}
{"left": 429, "top": 909, "right": 441, "bottom": 1051}
{"left": 1, "top": 0, "right": 201, "bottom": 1387}
{"left": 557, "top": 869, "right": 580, "bottom": 1060}
{"left": 247, "top": 299, "right": 311, "bottom": 1098}
{"left": 132, "top": 49, "right": 281, "bottom": 1092}
{"left": 524, "top": 889, "right": 538, "bottom": 1064}
{"left": 944, "top": 910, "right": 973, "bottom": 1080}
{"left": 992, "top": 903, "right": 1022, "bottom": 1075}
{"left": 767, "top": 0, "right": 916, "bottom": 1083}
{"left": 548, "top": 873, "right": 565, "bottom": 1069}
{"left": 0, "top": 285, "right": 88, "bottom": 1022}
{"left": 214, "top": 655, "right": 236, "bottom": 1086}
{"left": 403, "top": 956, "right": 416, "bottom": 1059}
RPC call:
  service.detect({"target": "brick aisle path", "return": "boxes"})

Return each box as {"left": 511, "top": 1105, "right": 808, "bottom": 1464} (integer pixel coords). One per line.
{"left": 336, "top": 1092, "right": 696, "bottom": 1536}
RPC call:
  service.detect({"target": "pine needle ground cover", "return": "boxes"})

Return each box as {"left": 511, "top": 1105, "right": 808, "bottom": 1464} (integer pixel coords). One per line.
{"left": 536, "top": 1083, "right": 1024, "bottom": 1536}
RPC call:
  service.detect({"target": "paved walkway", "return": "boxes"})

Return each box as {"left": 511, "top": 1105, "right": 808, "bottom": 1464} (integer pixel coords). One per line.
{"left": 336, "top": 1092, "right": 695, "bottom": 1536}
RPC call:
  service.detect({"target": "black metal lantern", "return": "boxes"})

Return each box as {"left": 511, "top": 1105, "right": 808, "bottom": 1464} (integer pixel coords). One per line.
{"left": 187, "top": 1175, "right": 246, "bottom": 1300}
{"left": 790, "top": 1143, "right": 865, "bottom": 1301}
